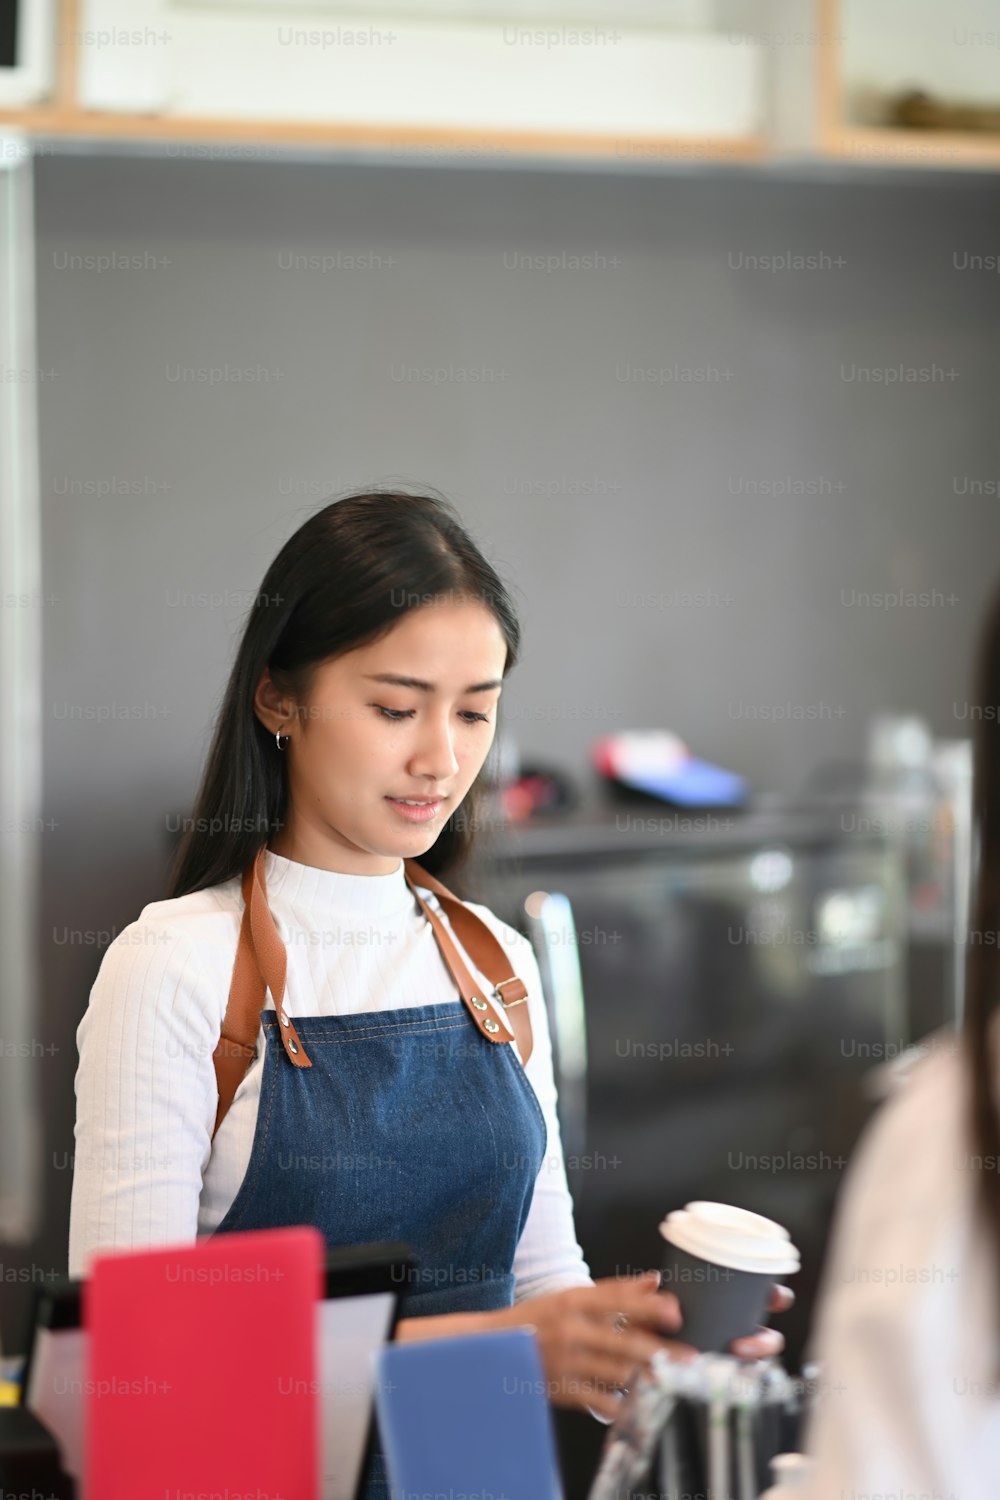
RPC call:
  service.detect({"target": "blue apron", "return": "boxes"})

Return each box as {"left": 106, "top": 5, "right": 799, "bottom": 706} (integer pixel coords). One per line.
{"left": 211, "top": 857, "right": 547, "bottom": 1498}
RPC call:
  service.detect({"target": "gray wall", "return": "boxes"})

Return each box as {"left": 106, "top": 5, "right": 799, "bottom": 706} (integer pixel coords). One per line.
{"left": 4, "top": 147, "right": 1000, "bottom": 1351}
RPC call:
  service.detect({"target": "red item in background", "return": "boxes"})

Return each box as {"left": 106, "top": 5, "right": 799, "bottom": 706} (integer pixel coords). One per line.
{"left": 84, "top": 1225, "right": 323, "bottom": 1499}
{"left": 500, "top": 768, "right": 578, "bottom": 822}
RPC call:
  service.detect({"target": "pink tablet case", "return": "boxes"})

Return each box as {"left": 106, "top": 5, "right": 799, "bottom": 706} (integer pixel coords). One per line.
{"left": 83, "top": 1225, "right": 324, "bottom": 1499}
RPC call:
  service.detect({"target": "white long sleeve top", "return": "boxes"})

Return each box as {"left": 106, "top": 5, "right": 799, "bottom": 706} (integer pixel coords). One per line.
{"left": 803, "top": 1025, "right": 1000, "bottom": 1500}
{"left": 68, "top": 848, "right": 594, "bottom": 1301}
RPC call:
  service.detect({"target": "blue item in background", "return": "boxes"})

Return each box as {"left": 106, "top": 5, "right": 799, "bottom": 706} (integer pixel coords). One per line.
{"left": 375, "top": 1328, "right": 564, "bottom": 1500}
{"left": 618, "top": 756, "right": 748, "bottom": 808}
{"left": 591, "top": 730, "right": 748, "bottom": 810}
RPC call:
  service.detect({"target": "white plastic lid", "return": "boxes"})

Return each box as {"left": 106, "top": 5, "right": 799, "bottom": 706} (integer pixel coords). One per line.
{"left": 771, "top": 1453, "right": 813, "bottom": 1487}
{"left": 658, "top": 1200, "right": 801, "bottom": 1276}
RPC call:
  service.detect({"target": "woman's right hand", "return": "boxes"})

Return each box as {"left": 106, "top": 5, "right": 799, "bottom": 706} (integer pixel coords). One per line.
{"left": 496, "top": 1270, "right": 697, "bottom": 1421}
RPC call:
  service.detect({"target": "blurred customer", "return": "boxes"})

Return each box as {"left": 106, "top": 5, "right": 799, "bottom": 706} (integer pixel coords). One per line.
{"left": 803, "top": 586, "right": 1000, "bottom": 1499}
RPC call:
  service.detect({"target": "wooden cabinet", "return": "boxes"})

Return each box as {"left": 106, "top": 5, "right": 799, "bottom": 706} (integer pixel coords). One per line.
{"left": 2, "top": 0, "right": 999, "bottom": 170}
{"left": 822, "top": 0, "right": 1000, "bottom": 169}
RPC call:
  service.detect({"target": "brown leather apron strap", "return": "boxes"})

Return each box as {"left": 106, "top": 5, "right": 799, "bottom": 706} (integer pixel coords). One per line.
{"left": 404, "top": 878, "right": 515, "bottom": 1045}
{"left": 243, "top": 850, "right": 314, "bottom": 1073}
{"left": 211, "top": 847, "right": 535, "bottom": 1141}
{"left": 403, "top": 859, "right": 534, "bottom": 1068}
{"left": 212, "top": 847, "right": 312, "bottom": 1140}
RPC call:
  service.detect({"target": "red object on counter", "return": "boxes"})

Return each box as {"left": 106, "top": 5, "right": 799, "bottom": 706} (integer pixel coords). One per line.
{"left": 84, "top": 1225, "right": 324, "bottom": 1499}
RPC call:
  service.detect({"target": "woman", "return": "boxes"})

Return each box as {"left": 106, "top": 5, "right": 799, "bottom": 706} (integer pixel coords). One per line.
{"left": 69, "top": 490, "right": 787, "bottom": 1494}
{"left": 803, "top": 584, "right": 1000, "bottom": 1499}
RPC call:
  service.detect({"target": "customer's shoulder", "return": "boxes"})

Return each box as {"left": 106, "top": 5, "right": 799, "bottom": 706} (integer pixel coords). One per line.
{"left": 879, "top": 1030, "right": 964, "bottom": 1119}
{"left": 846, "top": 1032, "right": 965, "bottom": 1202}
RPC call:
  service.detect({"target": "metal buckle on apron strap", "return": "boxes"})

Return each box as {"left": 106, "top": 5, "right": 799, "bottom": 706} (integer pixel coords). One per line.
{"left": 493, "top": 977, "right": 528, "bottom": 1008}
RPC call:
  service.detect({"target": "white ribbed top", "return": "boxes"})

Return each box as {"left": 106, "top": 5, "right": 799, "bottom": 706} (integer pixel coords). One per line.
{"left": 68, "top": 849, "right": 593, "bottom": 1304}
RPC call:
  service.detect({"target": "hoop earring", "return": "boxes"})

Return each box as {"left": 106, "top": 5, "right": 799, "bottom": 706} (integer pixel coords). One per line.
{"left": 275, "top": 729, "right": 290, "bottom": 751}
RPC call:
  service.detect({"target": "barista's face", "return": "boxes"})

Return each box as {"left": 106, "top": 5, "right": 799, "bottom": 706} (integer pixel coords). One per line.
{"left": 255, "top": 594, "right": 507, "bottom": 875}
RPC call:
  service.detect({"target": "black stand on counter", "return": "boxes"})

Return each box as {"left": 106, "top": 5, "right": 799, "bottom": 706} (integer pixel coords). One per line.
{"left": 0, "top": 1406, "right": 77, "bottom": 1498}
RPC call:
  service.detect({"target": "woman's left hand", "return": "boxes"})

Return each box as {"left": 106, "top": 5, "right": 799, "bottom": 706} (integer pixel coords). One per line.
{"left": 727, "top": 1283, "right": 795, "bottom": 1361}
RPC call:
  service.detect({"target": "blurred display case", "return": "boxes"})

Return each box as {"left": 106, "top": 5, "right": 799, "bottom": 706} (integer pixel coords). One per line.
{"left": 800, "top": 714, "right": 974, "bottom": 1043}
{"left": 470, "top": 807, "right": 907, "bottom": 1365}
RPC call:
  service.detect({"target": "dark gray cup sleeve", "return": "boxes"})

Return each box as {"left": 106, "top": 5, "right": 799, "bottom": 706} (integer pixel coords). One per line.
{"left": 659, "top": 1242, "right": 774, "bottom": 1352}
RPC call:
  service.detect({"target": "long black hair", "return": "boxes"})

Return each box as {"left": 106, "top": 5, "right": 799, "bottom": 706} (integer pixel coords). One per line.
{"left": 166, "top": 490, "right": 521, "bottom": 900}
{"left": 964, "top": 582, "right": 1000, "bottom": 1334}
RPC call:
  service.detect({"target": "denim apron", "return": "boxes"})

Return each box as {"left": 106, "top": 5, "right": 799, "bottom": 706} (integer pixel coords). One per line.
{"left": 210, "top": 847, "right": 547, "bottom": 1499}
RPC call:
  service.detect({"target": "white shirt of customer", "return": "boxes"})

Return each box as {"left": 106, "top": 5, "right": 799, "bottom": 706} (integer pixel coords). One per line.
{"left": 803, "top": 1022, "right": 1000, "bottom": 1500}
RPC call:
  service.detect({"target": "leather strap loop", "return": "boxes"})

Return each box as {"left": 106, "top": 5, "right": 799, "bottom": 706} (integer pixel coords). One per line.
{"left": 211, "top": 847, "right": 534, "bottom": 1141}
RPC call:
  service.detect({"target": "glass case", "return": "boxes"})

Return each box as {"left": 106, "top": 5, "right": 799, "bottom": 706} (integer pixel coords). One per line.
{"left": 471, "top": 806, "right": 907, "bottom": 1374}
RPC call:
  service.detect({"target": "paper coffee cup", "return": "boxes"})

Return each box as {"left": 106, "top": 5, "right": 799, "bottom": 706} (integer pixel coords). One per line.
{"left": 658, "top": 1201, "right": 800, "bottom": 1353}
